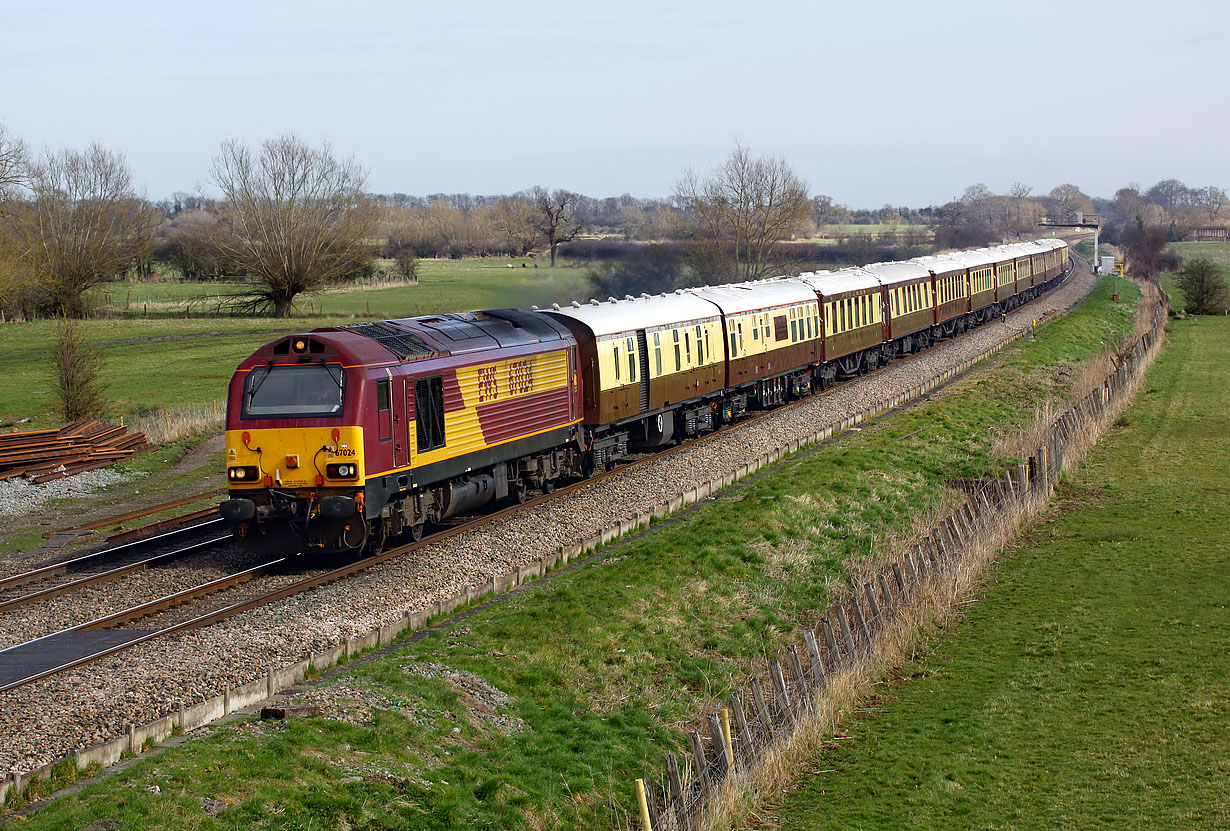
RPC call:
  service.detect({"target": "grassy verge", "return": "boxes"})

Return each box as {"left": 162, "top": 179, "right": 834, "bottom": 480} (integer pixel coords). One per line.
{"left": 7, "top": 278, "right": 1139, "bottom": 828}
{"left": 761, "top": 315, "right": 1230, "bottom": 829}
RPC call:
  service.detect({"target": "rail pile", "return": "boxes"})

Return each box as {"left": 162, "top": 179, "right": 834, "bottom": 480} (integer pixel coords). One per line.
{"left": 0, "top": 420, "right": 156, "bottom": 484}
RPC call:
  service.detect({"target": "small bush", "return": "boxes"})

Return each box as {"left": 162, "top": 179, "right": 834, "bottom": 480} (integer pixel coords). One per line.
{"left": 51, "top": 318, "right": 107, "bottom": 420}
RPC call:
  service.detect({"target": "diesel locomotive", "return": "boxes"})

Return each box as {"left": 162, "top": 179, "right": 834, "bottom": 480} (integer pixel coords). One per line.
{"left": 219, "top": 238, "right": 1069, "bottom": 555}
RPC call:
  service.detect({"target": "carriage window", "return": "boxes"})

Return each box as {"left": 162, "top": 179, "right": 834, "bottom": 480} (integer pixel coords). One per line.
{"left": 613, "top": 345, "right": 621, "bottom": 381}
{"left": 415, "top": 376, "right": 445, "bottom": 452}
{"left": 703, "top": 328, "right": 711, "bottom": 363}
{"left": 729, "top": 330, "right": 737, "bottom": 357}
{"left": 627, "top": 338, "right": 636, "bottom": 381}
{"left": 684, "top": 331, "right": 691, "bottom": 365}
{"left": 673, "top": 329, "right": 681, "bottom": 369}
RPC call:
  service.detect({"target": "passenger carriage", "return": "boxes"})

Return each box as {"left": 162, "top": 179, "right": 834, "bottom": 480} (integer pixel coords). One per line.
{"left": 860, "top": 261, "right": 935, "bottom": 357}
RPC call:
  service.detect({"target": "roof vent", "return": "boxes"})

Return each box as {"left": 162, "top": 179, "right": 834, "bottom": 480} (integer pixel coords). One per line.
{"left": 608, "top": 297, "right": 618, "bottom": 303}
{"left": 640, "top": 293, "right": 650, "bottom": 299}
{"left": 624, "top": 294, "right": 634, "bottom": 301}
{"left": 552, "top": 303, "right": 561, "bottom": 311}
{"left": 530, "top": 304, "right": 539, "bottom": 311}
{"left": 590, "top": 298, "right": 600, "bottom": 306}
{"left": 674, "top": 289, "right": 684, "bottom": 295}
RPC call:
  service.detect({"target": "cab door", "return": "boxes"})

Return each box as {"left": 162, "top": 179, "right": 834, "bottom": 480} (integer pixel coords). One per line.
{"left": 390, "top": 377, "right": 409, "bottom": 468}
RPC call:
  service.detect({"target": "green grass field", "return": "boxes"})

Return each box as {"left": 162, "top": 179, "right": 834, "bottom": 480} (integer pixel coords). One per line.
{"left": 4, "top": 278, "right": 1148, "bottom": 829}
{"left": 762, "top": 316, "right": 1230, "bottom": 830}
{"left": 0, "top": 259, "right": 595, "bottom": 429}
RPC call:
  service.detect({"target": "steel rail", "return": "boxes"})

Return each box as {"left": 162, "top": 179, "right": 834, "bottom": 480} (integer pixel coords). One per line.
{"left": 0, "top": 518, "right": 226, "bottom": 594}
{"left": 0, "top": 534, "right": 233, "bottom": 614}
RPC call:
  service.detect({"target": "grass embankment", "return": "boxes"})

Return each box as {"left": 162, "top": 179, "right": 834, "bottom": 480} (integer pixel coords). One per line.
{"left": 762, "top": 315, "right": 1230, "bottom": 829}
{"left": 0, "top": 259, "right": 593, "bottom": 430}
{"left": 8, "top": 278, "right": 1139, "bottom": 829}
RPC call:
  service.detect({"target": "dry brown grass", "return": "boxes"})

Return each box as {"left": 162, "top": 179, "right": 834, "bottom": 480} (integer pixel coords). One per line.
{"left": 124, "top": 399, "right": 224, "bottom": 445}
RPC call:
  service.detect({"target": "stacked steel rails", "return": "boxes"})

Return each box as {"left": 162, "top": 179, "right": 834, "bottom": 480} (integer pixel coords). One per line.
{"left": 0, "top": 258, "right": 1080, "bottom": 695}
{"left": 0, "top": 420, "right": 156, "bottom": 483}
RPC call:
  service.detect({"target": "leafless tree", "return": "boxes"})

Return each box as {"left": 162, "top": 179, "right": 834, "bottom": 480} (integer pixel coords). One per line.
{"left": 155, "top": 209, "right": 230, "bottom": 280}
{"left": 528, "top": 186, "right": 583, "bottom": 267}
{"left": 491, "top": 194, "right": 543, "bottom": 255}
{"left": 1145, "top": 178, "right": 1191, "bottom": 213}
{"left": 1009, "top": 182, "right": 1032, "bottom": 230}
{"left": 1193, "top": 186, "right": 1227, "bottom": 223}
{"left": 210, "top": 134, "right": 377, "bottom": 317}
{"left": 673, "top": 142, "right": 809, "bottom": 283}
{"left": 1047, "top": 183, "right": 1094, "bottom": 221}
{"left": 0, "top": 124, "right": 28, "bottom": 205}
{"left": 10, "top": 143, "right": 158, "bottom": 317}
{"left": 809, "top": 194, "right": 848, "bottom": 229}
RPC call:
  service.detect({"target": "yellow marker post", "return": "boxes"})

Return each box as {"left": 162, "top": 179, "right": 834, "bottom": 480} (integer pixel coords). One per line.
{"left": 635, "top": 778, "right": 652, "bottom": 831}
{"left": 721, "top": 708, "right": 734, "bottom": 767}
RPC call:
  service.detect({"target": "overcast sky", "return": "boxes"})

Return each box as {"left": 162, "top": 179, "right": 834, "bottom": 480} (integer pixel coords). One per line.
{"left": 4, "top": 0, "right": 1227, "bottom": 207}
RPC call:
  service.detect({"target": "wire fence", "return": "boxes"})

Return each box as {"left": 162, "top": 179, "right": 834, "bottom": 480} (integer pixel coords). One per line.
{"left": 630, "top": 296, "right": 1169, "bottom": 831}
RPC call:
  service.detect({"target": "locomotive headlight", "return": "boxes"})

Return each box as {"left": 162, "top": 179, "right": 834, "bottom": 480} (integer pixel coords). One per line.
{"left": 228, "top": 465, "right": 260, "bottom": 482}
{"left": 338, "top": 464, "right": 350, "bottom": 477}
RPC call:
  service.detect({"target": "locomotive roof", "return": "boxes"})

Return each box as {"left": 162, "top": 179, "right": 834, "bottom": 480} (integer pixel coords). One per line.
{"left": 322, "top": 309, "right": 572, "bottom": 361}
{"left": 857, "top": 261, "right": 931, "bottom": 288}
{"left": 539, "top": 291, "right": 720, "bottom": 338}
{"left": 688, "top": 279, "right": 817, "bottom": 314}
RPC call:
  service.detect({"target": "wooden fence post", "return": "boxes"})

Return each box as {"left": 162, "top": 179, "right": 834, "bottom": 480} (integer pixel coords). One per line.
{"left": 804, "top": 629, "right": 825, "bottom": 684}
{"left": 892, "top": 562, "right": 908, "bottom": 596}
{"left": 787, "top": 646, "right": 810, "bottom": 709}
{"left": 849, "top": 595, "right": 872, "bottom": 646}
{"left": 863, "top": 582, "right": 882, "bottom": 625}
{"left": 750, "top": 676, "right": 773, "bottom": 737}
{"left": 835, "top": 607, "right": 856, "bottom": 658}
{"left": 689, "top": 732, "right": 708, "bottom": 793}
{"left": 707, "top": 713, "right": 730, "bottom": 773}
{"left": 665, "top": 752, "right": 684, "bottom": 828}
{"left": 877, "top": 574, "right": 894, "bottom": 611}
{"left": 643, "top": 781, "right": 661, "bottom": 829}
{"left": 769, "top": 659, "right": 791, "bottom": 715}
{"left": 728, "top": 693, "right": 754, "bottom": 759}
{"left": 822, "top": 618, "right": 841, "bottom": 667}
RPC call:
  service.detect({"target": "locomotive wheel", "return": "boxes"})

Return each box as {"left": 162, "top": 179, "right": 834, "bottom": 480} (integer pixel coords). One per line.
{"left": 513, "top": 482, "right": 529, "bottom": 503}
{"left": 409, "top": 522, "right": 424, "bottom": 542}
{"left": 543, "top": 479, "right": 556, "bottom": 494}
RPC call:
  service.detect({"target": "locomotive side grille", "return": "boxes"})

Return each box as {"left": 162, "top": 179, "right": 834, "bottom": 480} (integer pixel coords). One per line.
{"left": 342, "top": 321, "right": 441, "bottom": 361}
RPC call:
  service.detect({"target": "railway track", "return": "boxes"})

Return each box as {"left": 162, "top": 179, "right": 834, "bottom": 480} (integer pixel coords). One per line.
{"left": 0, "top": 263, "right": 1079, "bottom": 694}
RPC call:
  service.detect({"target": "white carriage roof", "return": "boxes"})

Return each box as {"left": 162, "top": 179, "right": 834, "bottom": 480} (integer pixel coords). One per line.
{"left": 942, "top": 248, "right": 1002, "bottom": 268}
{"left": 858, "top": 261, "right": 930, "bottom": 288}
{"left": 794, "top": 267, "right": 882, "bottom": 295}
{"left": 688, "top": 279, "right": 818, "bottom": 314}
{"left": 911, "top": 254, "right": 966, "bottom": 274}
{"left": 537, "top": 291, "right": 719, "bottom": 338}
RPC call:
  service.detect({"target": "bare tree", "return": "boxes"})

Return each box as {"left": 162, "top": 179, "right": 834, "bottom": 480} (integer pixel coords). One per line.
{"left": 673, "top": 142, "right": 809, "bottom": 283}
{"left": 210, "top": 135, "right": 377, "bottom": 317}
{"left": 1193, "top": 186, "right": 1227, "bottom": 223}
{"left": 1145, "top": 179, "right": 1191, "bottom": 213}
{"left": 10, "top": 143, "right": 158, "bottom": 317}
{"left": 0, "top": 124, "right": 27, "bottom": 205}
{"left": 1009, "top": 182, "right": 1032, "bottom": 230}
{"left": 528, "top": 186, "right": 583, "bottom": 267}
{"left": 491, "top": 194, "right": 543, "bottom": 255}
{"left": 1047, "top": 183, "right": 1094, "bottom": 221}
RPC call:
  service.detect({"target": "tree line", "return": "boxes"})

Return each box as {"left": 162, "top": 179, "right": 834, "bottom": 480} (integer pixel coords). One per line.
{"left": 0, "top": 121, "right": 1226, "bottom": 320}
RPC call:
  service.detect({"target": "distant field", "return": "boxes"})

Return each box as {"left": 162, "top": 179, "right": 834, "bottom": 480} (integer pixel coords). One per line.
{"left": 0, "top": 259, "right": 596, "bottom": 429}
{"left": 764, "top": 316, "right": 1230, "bottom": 830}
{"left": 1169, "top": 240, "right": 1230, "bottom": 271}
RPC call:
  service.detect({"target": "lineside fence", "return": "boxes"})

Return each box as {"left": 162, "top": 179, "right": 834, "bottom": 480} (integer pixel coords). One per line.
{"left": 629, "top": 295, "right": 1168, "bottom": 831}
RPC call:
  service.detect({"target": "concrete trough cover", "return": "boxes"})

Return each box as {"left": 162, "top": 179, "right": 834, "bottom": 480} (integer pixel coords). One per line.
{"left": 0, "top": 630, "right": 157, "bottom": 687}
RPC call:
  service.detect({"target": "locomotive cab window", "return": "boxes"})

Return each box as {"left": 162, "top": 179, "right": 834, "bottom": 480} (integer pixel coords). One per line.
{"left": 242, "top": 364, "right": 345, "bottom": 418}
{"left": 414, "top": 376, "right": 445, "bottom": 452}
{"left": 376, "top": 378, "right": 390, "bottom": 412}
